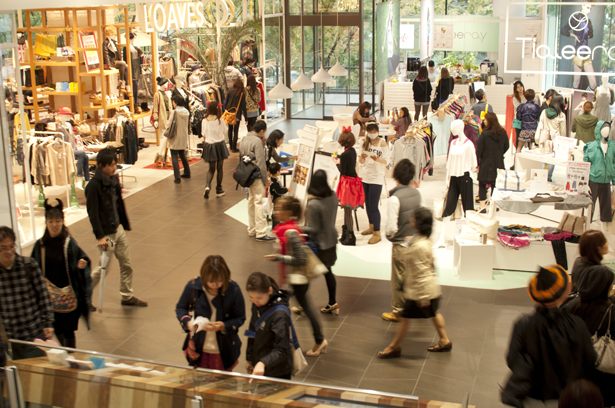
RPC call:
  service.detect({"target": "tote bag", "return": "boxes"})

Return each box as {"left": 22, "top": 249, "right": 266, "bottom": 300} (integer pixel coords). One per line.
{"left": 592, "top": 305, "right": 615, "bottom": 374}
{"left": 496, "top": 169, "right": 527, "bottom": 192}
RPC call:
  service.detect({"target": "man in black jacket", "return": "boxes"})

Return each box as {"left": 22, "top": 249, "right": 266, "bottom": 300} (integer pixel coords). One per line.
{"left": 85, "top": 148, "right": 147, "bottom": 309}
{"left": 501, "top": 265, "right": 596, "bottom": 408}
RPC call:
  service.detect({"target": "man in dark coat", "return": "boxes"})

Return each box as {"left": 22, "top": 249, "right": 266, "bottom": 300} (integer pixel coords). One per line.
{"left": 501, "top": 265, "right": 597, "bottom": 408}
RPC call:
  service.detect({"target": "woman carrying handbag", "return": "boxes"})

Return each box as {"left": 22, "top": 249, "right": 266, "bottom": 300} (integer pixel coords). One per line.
{"left": 245, "top": 75, "right": 262, "bottom": 131}
{"left": 224, "top": 79, "right": 247, "bottom": 152}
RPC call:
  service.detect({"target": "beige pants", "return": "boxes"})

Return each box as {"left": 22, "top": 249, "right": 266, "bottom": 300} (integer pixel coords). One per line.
{"left": 90, "top": 224, "right": 134, "bottom": 301}
{"left": 247, "top": 178, "right": 267, "bottom": 238}
{"left": 391, "top": 244, "right": 411, "bottom": 313}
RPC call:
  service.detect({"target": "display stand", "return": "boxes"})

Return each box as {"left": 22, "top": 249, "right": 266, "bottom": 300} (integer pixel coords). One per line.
{"left": 453, "top": 237, "right": 494, "bottom": 280}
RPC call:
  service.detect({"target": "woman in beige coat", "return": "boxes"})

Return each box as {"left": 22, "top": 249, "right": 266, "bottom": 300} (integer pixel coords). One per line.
{"left": 377, "top": 207, "right": 452, "bottom": 358}
{"left": 153, "top": 77, "right": 172, "bottom": 166}
{"left": 166, "top": 93, "right": 191, "bottom": 183}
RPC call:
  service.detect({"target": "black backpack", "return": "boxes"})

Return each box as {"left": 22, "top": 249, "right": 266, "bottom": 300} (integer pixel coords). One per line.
{"left": 233, "top": 157, "right": 260, "bottom": 189}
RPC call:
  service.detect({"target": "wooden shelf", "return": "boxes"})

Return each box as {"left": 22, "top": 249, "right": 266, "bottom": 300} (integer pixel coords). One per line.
{"left": 82, "top": 100, "right": 129, "bottom": 111}
{"left": 80, "top": 69, "right": 120, "bottom": 77}
{"left": 17, "top": 26, "right": 69, "bottom": 32}
{"left": 22, "top": 61, "right": 77, "bottom": 67}
{"left": 38, "top": 91, "right": 79, "bottom": 96}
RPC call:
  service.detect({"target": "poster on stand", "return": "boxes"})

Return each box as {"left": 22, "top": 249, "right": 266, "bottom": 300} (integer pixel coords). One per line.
{"left": 78, "top": 31, "right": 100, "bottom": 72}
{"left": 530, "top": 169, "right": 549, "bottom": 193}
{"left": 565, "top": 161, "right": 590, "bottom": 195}
{"left": 289, "top": 126, "right": 319, "bottom": 206}
{"left": 433, "top": 24, "right": 454, "bottom": 50}
{"left": 375, "top": 0, "right": 400, "bottom": 82}
{"left": 312, "top": 152, "right": 341, "bottom": 192}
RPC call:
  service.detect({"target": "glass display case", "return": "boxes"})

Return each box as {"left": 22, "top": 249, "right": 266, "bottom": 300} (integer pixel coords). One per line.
{"left": 5, "top": 340, "right": 473, "bottom": 408}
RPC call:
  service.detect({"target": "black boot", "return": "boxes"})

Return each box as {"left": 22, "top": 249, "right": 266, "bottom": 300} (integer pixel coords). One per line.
{"left": 341, "top": 231, "right": 356, "bottom": 246}
{"left": 340, "top": 225, "right": 348, "bottom": 242}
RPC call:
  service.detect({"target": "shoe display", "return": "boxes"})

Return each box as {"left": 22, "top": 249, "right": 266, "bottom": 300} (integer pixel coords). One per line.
{"left": 377, "top": 347, "right": 401, "bottom": 359}
{"left": 306, "top": 339, "right": 328, "bottom": 357}
{"left": 381, "top": 312, "right": 399, "bottom": 322}
{"left": 121, "top": 297, "right": 148, "bottom": 307}
{"left": 320, "top": 303, "right": 339, "bottom": 315}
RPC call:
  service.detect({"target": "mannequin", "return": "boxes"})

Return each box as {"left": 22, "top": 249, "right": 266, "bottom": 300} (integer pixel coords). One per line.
{"left": 435, "top": 120, "right": 477, "bottom": 247}
{"left": 584, "top": 121, "right": 615, "bottom": 225}
{"left": 123, "top": 31, "right": 142, "bottom": 113}
{"left": 57, "top": 109, "right": 90, "bottom": 182}
{"left": 153, "top": 77, "right": 172, "bottom": 167}
{"left": 172, "top": 75, "right": 190, "bottom": 110}
{"left": 102, "top": 26, "right": 128, "bottom": 86}
{"left": 593, "top": 74, "right": 614, "bottom": 123}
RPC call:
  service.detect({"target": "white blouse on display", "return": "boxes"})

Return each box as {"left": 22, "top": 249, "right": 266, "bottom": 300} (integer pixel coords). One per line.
{"left": 201, "top": 118, "right": 227, "bottom": 144}
{"left": 446, "top": 138, "right": 477, "bottom": 179}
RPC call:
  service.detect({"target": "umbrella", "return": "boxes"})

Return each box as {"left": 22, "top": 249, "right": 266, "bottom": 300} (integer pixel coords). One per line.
{"left": 97, "top": 239, "right": 114, "bottom": 314}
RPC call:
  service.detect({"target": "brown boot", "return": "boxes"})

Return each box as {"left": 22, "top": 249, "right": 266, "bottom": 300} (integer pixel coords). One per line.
{"left": 368, "top": 230, "right": 381, "bottom": 245}
{"left": 361, "top": 224, "right": 374, "bottom": 236}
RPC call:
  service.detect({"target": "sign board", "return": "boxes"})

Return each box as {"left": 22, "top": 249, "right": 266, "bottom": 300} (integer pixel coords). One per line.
{"left": 565, "top": 161, "right": 591, "bottom": 195}
{"left": 289, "top": 127, "right": 319, "bottom": 206}
{"left": 141, "top": 0, "right": 235, "bottom": 32}
{"left": 376, "top": 0, "right": 400, "bottom": 82}
{"left": 530, "top": 169, "right": 549, "bottom": 193}
{"left": 312, "top": 152, "right": 340, "bottom": 192}
{"left": 403, "top": 17, "right": 499, "bottom": 53}
{"left": 419, "top": 0, "right": 434, "bottom": 60}
{"left": 78, "top": 31, "right": 99, "bottom": 73}
{"left": 400, "top": 24, "right": 414, "bottom": 50}
{"left": 433, "top": 24, "right": 454, "bottom": 50}
{"left": 554, "top": 136, "right": 578, "bottom": 160}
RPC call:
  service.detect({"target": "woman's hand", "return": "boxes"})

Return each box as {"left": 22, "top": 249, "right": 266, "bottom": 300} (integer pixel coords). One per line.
{"left": 420, "top": 300, "right": 431, "bottom": 308}
{"left": 77, "top": 259, "right": 88, "bottom": 269}
{"left": 264, "top": 254, "right": 277, "bottom": 261}
{"left": 204, "top": 321, "right": 225, "bottom": 332}
{"left": 246, "top": 362, "right": 254, "bottom": 374}
{"left": 187, "top": 320, "right": 195, "bottom": 333}
{"left": 252, "top": 361, "right": 266, "bottom": 376}
{"left": 289, "top": 155, "right": 298, "bottom": 160}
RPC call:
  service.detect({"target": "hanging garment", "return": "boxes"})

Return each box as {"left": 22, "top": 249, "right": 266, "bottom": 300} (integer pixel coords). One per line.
{"left": 46, "top": 140, "right": 76, "bottom": 186}
{"left": 391, "top": 137, "right": 427, "bottom": 184}
{"left": 593, "top": 88, "right": 614, "bottom": 123}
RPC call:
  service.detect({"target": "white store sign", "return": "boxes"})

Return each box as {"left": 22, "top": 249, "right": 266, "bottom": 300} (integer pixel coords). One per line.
{"left": 400, "top": 24, "right": 414, "bottom": 50}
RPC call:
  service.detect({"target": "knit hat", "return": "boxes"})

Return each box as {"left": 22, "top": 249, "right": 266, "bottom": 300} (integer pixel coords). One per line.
{"left": 528, "top": 265, "right": 570, "bottom": 306}
{"left": 156, "top": 76, "right": 168, "bottom": 87}
{"left": 578, "top": 265, "right": 614, "bottom": 302}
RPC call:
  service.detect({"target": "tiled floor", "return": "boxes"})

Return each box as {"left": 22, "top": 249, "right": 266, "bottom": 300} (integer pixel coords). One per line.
{"left": 39, "top": 146, "right": 538, "bottom": 408}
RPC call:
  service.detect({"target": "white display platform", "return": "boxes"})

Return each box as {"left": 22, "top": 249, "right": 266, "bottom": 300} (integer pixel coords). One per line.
{"left": 453, "top": 238, "right": 494, "bottom": 280}
{"left": 492, "top": 239, "right": 578, "bottom": 272}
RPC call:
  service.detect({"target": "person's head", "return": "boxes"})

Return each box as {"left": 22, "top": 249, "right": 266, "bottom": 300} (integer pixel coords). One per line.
{"left": 475, "top": 89, "right": 486, "bottom": 102}
{"left": 412, "top": 207, "right": 433, "bottom": 238}
{"left": 227, "top": 60, "right": 234, "bottom": 66}
{"left": 0, "top": 227, "right": 16, "bottom": 267}
{"left": 175, "top": 74, "right": 186, "bottom": 86}
{"left": 129, "top": 31, "right": 136, "bottom": 41}
{"left": 274, "top": 196, "right": 302, "bottom": 224}
{"left": 200, "top": 255, "right": 231, "bottom": 295}
{"left": 400, "top": 107, "right": 410, "bottom": 120}
{"left": 528, "top": 264, "right": 571, "bottom": 308}
{"left": 393, "top": 159, "right": 416, "bottom": 186}
{"left": 581, "top": 3, "right": 593, "bottom": 15}
{"left": 307, "top": 169, "right": 332, "bottom": 198}
{"left": 191, "top": 65, "right": 199, "bottom": 73}
{"left": 582, "top": 92, "right": 588, "bottom": 101}
{"left": 544, "top": 89, "right": 557, "bottom": 105}
{"left": 245, "top": 57, "right": 254, "bottom": 66}
{"left": 206, "top": 101, "right": 221, "bottom": 121}
{"left": 338, "top": 131, "right": 356, "bottom": 148}
{"left": 104, "top": 26, "right": 117, "bottom": 37}
{"left": 246, "top": 272, "right": 280, "bottom": 307}
{"left": 440, "top": 67, "right": 450, "bottom": 79}
{"left": 483, "top": 112, "right": 505, "bottom": 135}
{"left": 357, "top": 101, "right": 371, "bottom": 117}
{"left": 246, "top": 74, "right": 257, "bottom": 91}
{"left": 551, "top": 94, "right": 565, "bottom": 116}
{"left": 96, "top": 147, "right": 117, "bottom": 177}
{"left": 269, "top": 162, "right": 281, "bottom": 177}
{"left": 232, "top": 78, "right": 244, "bottom": 94}
{"left": 417, "top": 66, "right": 428, "bottom": 80}
{"left": 524, "top": 89, "right": 535, "bottom": 102}
{"left": 583, "top": 101, "right": 594, "bottom": 114}
{"left": 577, "top": 265, "right": 615, "bottom": 303}
{"left": 43, "top": 198, "right": 66, "bottom": 241}
{"left": 362, "top": 122, "right": 380, "bottom": 150}
{"left": 267, "top": 129, "right": 285, "bottom": 149}
{"left": 579, "top": 229, "right": 608, "bottom": 264}
{"left": 513, "top": 81, "right": 525, "bottom": 102}
{"left": 253, "top": 120, "right": 267, "bottom": 138}
{"left": 558, "top": 379, "right": 603, "bottom": 408}
{"left": 171, "top": 93, "right": 183, "bottom": 109}
{"left": 428, "top": 60, "right": 435, "bottom": 72}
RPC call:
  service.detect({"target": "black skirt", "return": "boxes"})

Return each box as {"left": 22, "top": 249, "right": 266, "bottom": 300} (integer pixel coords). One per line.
{"left": 400, "top": 296, "right": 441, "bottom": 319}
{"left": 202, "top": 141, "right": 229, "bottom": 162}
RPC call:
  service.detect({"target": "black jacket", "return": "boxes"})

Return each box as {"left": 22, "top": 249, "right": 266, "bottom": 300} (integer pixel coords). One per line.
{"left": 225, "top": 89, "right": 247, "bottom": 122}
{"left": 270, "top": 177, "right": 288, "bottom": 202}
{"left": 412, "top": 78, "right": 432, "bottom": 103}
{"left": 337, "top": 148, "right": 357, "bottom": 178}
{"left": 103, "top": 38, "right": 119, "bottom": 67}
{"left": 175, "top": 278, "right": 246, "bottom": 370}
{"left": 501, "top": 307, "right": 596, "bottom": 407}
{"left": 435, "top": 77, "right": 455, "bottom": 101}
{"left": 476, "top": 128, "right": 509, "bottom": 182}
{"left": 85, "top": 168, "right": 130, "bottom": 240}
{"left": 246, "top": 290, "right": 293, "bottom": 379}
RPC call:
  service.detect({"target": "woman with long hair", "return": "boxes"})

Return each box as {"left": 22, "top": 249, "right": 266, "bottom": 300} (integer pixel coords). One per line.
{"left": 30, "top": 199, "right": 91, "bottom": 348}
{"left": 570, "top": 229, "right": 608, "bottom": 292}
{"left": 353, "top": 101, "right": 375, "bottom": 137}
{"left": 476, "top": 112, "right": 509, "bottom": 209}
{"left": 390, "top": 107, "right": 411, "bottom": 139}
{"left": 434, "top": 68, "right": 455, "bottom": 107}
{"left": 245, "top": 75, "right": 261, "bottom": 131}
{"left": 175, "top": 255, "right": 246, "bottom": 370}
{"left": 512, "top": 80, "right": 526, "bottom": 148}
{"left": 201, "top": 102, "right": 229, "bottom": 199}
{"left": 359, "top": 123, "right": 390, "bottom": 244}
{"left": 413, "top": 66, "right": 432, "bottom": 121}
{"left": 305, "top": 170, "right": 339, "bottom": 315}
{"left": 224, "top": 79, "right": 247, "bottom": 152}
{"left": 266, "top": 130, "right": 297, "bottom": 164}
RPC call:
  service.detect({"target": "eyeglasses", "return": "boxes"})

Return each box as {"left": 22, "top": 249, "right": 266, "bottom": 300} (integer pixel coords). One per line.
{"left": 0, "top": 245, "right": 16, "bottom": 253}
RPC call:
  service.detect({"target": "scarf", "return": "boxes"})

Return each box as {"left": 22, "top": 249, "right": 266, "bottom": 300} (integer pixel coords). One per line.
{"left": 272, "top": 220, "right": 304, "bottom": 285}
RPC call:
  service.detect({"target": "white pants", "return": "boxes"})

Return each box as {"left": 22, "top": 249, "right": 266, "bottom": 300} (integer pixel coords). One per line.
{"left": 247, "top": 178, "right": 267, "bottom": 238}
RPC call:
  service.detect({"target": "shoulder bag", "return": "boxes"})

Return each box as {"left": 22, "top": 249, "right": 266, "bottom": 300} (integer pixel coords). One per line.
{"left": 592, "top": 304, "right": 615, "bottom": 374}
{"left": 285, "top": 230, "right": 328, "bottom": 281}
{"left": 244, "top": 304, "right": 308, "bottom": 375}
{"left": 181, "top": 280, "right": 201, "bottom": 366}
{"left": 41, "top": 245, "right": 77, "bottom": 313}
{"left": 222, "top": 92, "right": 243, "bottom": 125}
{"left": 164, "top": 111, "right": 177, "bottom": 140}
{"left": 558, "top": 211, "right": 586, "bottom": 236}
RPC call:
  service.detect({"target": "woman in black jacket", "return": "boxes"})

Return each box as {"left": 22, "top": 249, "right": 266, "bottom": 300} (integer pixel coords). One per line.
{"left": 412, "top": 66, "right": 432, "bottom": 121}
{"left": 30, "top": 199, "right": 91, "bottom": 348}
{"left": 563, "top": 265, "right": 615, "bottom": 406}
{"left": 245, "top": 272, "right": 293, "bottom": 379}
{"left": 434, "top": 67, "right": 455, "bottom": 108}
{"left": 176, "top": 255, "right": 246, "bottom": 370}
{"left": 225, "top": 79, "right": 247, "bottom": 152}
{"left": 476, "top": 112, "right": 509, "bottom": 209}
{"left": 570, "top": 230, "right": 608, "bottom": 292}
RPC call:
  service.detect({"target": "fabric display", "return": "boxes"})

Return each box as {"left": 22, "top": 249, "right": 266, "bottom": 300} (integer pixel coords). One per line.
{"left": 241, "top": 39, "right": 258, "bottom": 63}
{"left": 391, "top": 121, "right": 435, "bottom": 186}
{"left": 28, "top": 138, "right": 76, "bottom": 186}
{"left": 497, "top": 230, "right": 531, "bottom": 249}
{"left": 557, "top": 212, "right": 586, "bottom": 236}
{"left": 589, "top": 181, "right": 613, "bottom": 222}
{"left": 443, "top": 95, "right": 468, "bottom": 120}
{"left": 159, "top": 56, "right": 177, "bottom": 78}
{"left": 33, "top": 34, "right": 58, "bottom": 57}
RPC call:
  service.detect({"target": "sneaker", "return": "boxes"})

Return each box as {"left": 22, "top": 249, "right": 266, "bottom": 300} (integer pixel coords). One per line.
{"left": 381, "top": 312, "right": 399, "bottom": 322}
{"left": 121, "top": 297, "right": 148, "bottom": 307}
{"left": 256, "top": 235, "right": 275, "bottom": 242}
{"left": 216, "top": 186, "right": 225, "bottom": 197}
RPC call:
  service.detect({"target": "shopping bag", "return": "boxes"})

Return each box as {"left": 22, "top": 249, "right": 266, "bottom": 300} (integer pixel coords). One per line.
{"left": 558, "top": 211, "right": 586, "bottom": 235}
{"left": 496, "top": 169, "right": 527, "bottom": 192}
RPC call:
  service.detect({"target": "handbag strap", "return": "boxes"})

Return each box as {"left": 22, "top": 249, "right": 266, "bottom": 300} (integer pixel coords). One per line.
{"left": 235, "top": 92, "right": 243, "bottom": 111}
{"left": 244, "top": 304, "right": 300, "bottom": 349}
{"left": 595, "top": 304, "right": 614, "bottom": 337}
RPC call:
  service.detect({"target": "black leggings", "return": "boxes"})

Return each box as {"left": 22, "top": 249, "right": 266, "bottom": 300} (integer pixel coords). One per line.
{"left": 207, "top": 160, "right": 224, "bottom": 187}
{"left": 478, "top": 181, "right": 495, "bottom": 201}
{"left": 324, "top": 268, "right": 337, "bottom": 305}
{"left": 292, "top": 283, "right": 324, "bottom": 344}
{"left": 415, "top": 104, "right": 429, "bottom": 121}
{"left": 344, "top": 207, "right": 354, "bottom": 231}
{"left": 228, "top": 123, "right": 240, "bottom": 150}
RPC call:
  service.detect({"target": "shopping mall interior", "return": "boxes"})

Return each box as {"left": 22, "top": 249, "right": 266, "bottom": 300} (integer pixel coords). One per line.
{"left": 2, "top": 0, "right": 615, "bottom": 407}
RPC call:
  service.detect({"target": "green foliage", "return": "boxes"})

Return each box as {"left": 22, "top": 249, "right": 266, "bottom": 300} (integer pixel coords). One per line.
{"left": 400, "top": 0, "right": 491, "bottom": 17}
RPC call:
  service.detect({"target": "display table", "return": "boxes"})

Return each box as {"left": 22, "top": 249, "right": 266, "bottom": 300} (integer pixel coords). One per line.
{"left": 514, "top": 151, "right": 569, "bottom": 176}
{"left": 453, "top": 238, "right": 494, "bottom": 280}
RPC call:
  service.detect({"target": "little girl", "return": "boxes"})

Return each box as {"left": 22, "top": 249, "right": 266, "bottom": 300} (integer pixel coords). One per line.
{"left": 335, "top": 130, "right": 365, "bottom": 246}
{"left": 245, "top": 272, "right": 293, "bottom": 379}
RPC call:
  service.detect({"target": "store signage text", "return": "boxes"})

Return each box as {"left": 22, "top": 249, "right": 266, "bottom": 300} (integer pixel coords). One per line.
{"left": 454, "top": 31, "right": 488, "bottom": 43}
{"left": 517, "top": 37, "right": 615, "bottom": 62}
{"left": 142, "top": 1, "right": 233, "bottom": 32}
